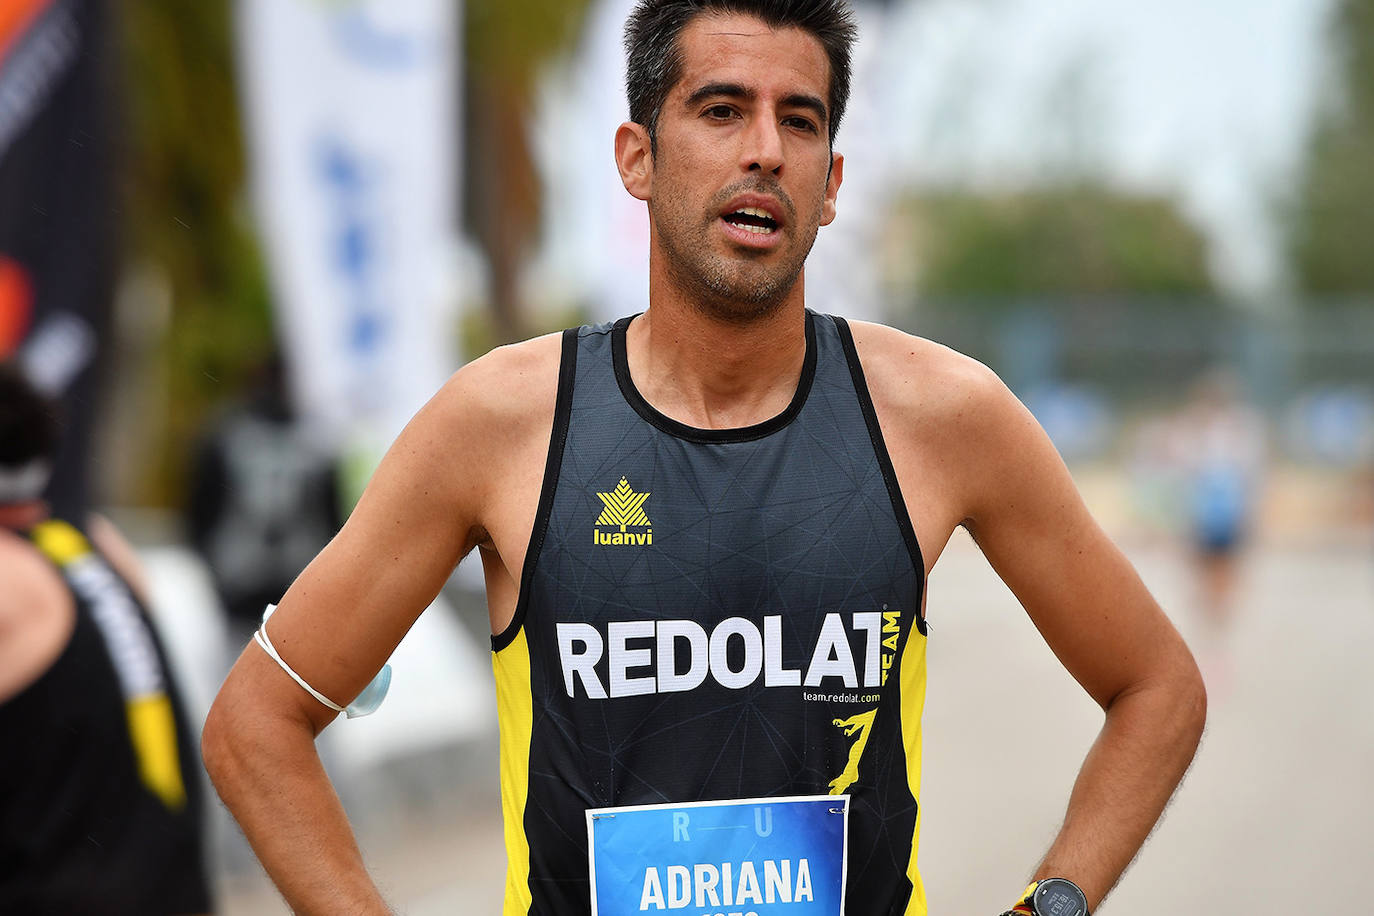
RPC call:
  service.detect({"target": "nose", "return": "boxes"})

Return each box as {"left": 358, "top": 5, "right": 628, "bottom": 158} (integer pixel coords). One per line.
{"left": 740, "top": 115, "right": 784, "bottom": 175}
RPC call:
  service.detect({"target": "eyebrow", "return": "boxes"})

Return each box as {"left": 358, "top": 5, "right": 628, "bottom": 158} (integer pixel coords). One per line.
{"left": 684, "top": 82, "right": 829, "bottom": 126}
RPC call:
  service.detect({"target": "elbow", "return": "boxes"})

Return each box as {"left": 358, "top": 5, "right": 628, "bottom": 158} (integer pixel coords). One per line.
{"left": 202, "top": 669, "right": 322, "bottom": 807}
{"left": 1108, "top": 649, "right": 1208, "bottom": 760}
{"left": 1174, "top": 654, "right": 1208, "bottom": 756}
{"left": 200, "top": 693, "right": 240, "bottom": 799}
{"left": 202, "top": 681, "right": 269, "bottom": 803}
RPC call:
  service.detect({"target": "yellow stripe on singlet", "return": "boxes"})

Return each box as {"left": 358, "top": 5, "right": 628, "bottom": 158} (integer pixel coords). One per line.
{"left": 493, "top": 628, "right": 535, "bottom": 914}
{"left": 31, "top": 519, "right": 190, "bottom": 813}
{"left": 126, "top": 693, "right": 187, "bottom": 809}
{"left": 31, "top": 518, "right": 89, "bottom": 564}
{"left": 901, "top": 626, "right": 931, "bottom": 915}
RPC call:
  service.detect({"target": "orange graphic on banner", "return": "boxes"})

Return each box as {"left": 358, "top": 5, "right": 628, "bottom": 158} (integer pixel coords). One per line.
{"left": 0, "top": 0, "right": 53, "bottom": 65}
{"left": 0, "top": 257, "right": 34, "bottom": 358}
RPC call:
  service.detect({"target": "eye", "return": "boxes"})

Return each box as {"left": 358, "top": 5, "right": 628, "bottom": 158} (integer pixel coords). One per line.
{"left": 703, "top": 104, "right": 738, "bottom": 121}
{"left": 784, "top": 116, "right": 819, "bottom": 134}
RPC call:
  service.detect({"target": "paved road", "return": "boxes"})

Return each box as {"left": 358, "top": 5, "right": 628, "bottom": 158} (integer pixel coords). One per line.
{"left": 218, "top": 532, "right": 1374, "bottom": 913}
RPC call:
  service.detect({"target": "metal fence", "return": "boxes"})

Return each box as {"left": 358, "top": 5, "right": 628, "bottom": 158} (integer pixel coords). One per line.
{"left": 898, "top": 299, "right": 1374, "bottom": 466}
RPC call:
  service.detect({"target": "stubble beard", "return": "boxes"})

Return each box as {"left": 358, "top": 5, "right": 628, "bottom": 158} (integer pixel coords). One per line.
{"left": 652, "top": 179, "right": 822, "bottom": 325}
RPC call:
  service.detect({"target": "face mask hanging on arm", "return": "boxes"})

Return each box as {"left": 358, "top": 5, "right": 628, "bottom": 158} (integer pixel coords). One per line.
{"left": 253, "top": 604, "right": 392, "bottom": 718}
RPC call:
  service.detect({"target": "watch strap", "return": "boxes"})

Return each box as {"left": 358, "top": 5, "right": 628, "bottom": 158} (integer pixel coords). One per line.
{"left": 1003, "top": 877, "right": 1091, "bottom": 916}
{"left": 997, "top": 881, "right": 1039, "bottom": 915}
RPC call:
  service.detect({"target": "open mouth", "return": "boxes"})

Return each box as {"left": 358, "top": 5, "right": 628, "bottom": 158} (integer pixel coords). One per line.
{"left": 723, "top": 207, "right": 779, "bottom": 235}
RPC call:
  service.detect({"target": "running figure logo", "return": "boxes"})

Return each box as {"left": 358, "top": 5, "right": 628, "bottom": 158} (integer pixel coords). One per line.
{"left": 594, "top": 476, "right": 652, "bottom": 546}
{"left": 829, "top": 709, "right": 877, "bottom": 795}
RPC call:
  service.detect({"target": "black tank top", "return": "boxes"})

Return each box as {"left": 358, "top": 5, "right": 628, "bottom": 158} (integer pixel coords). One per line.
{"left": 0, "top": 519, "right": 209, "bottom": 915}
{"left": 492, "top": 313, "right": 931, "bottom": 914}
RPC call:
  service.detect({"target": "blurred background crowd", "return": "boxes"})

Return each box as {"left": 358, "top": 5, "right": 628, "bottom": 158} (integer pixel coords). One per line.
{"left": 1, "top": 0, "right": 1371, "bottom": 912}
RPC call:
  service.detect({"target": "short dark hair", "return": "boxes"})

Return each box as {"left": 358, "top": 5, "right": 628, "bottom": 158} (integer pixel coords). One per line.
{"left": 0, "top": 361, "right": 61, "bottom": 469}
{"left": 624, "top": 0, "right": 857, "bottom": 150}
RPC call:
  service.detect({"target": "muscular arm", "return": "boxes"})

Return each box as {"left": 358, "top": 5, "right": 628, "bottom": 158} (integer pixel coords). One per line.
{"left": 201, "top": 337, "right": 559, "bottom": 914}
{"left": 856, "top": 324, "right": 1205, "bottom": 911}
{"left": 957, "top": 366, "right": 1206, "bottom": 910}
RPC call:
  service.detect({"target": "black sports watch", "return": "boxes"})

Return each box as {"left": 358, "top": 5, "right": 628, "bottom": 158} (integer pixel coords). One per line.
{"left": 1000, "top": 878, "right": 1091, "bottom": 916}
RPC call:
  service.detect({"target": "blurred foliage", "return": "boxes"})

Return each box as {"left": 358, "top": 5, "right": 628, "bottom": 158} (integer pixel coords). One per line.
{"left": 1288, "top": 0, "right": 1374, "bottom": 295}
{"left": 458, "top": 302, "right": 592, "bottom": 360}
{"left": 466, "top": 0, "right": 590, "bottom": 95}
{"left": 464, "top": 0, "right": 592, "bottom": 342}
{"left": 904, "top": 185, "right": 1216, "bottom": 306}
{"left": 120, "top": 0, "right": 273, "bottom": 505}
{"left": 115, "top": 0, "right": 598, "bottom": 505}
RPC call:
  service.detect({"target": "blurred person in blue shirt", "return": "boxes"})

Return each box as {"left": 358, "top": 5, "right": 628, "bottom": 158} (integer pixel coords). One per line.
{"left": 1170, "top": 369, "right": 1267, "bottom": 670}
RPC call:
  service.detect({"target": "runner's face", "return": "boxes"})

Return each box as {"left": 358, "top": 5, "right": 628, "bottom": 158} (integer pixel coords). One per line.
{"left": 646, "top": 13, "right": 843, "bottom": 321}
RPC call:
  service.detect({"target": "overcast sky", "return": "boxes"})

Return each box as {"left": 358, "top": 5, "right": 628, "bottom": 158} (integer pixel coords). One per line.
{"left": 858, "top": 0, "right": 1339, "bottom": 297}
{"left": 535, "top": 0, "right": 1341, "bottom": 308}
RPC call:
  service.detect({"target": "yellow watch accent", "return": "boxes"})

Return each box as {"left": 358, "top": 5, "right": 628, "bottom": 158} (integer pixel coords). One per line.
{"left": 1010, "top": 881, "right": 1039, "bottom": 914}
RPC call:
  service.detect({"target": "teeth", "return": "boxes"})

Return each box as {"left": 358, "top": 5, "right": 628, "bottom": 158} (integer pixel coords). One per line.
{"left": 725, "top": 206, "right": 778, "bottom": 234}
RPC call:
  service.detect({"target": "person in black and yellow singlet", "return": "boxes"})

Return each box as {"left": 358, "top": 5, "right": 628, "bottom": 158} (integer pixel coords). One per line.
{"left": 205, "top": 3, "right": 1206, "bottom": 914}
{"left": 0, "top": 362, "right": 211, "bottom": 915}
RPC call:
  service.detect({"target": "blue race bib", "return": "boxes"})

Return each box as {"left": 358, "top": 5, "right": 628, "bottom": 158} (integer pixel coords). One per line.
{"left": 586, "top": 795, "right": 848, "bottom": 915}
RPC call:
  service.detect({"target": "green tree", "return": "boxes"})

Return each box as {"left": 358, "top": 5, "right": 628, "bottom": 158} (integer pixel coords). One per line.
{"left": 906, "top": 185, "right": 1216, "bottom": 304}
{"left": 121, "top": 1, "right": 273, "bottom": 504}
{"left": 1288, "top": 0, "right": 1374, "bottom": 295}
{"left": 465, "top": 0, "right": 592, "bottom": 342}
{"left": 116, "top": 1, "right": 594, "bottom": 503}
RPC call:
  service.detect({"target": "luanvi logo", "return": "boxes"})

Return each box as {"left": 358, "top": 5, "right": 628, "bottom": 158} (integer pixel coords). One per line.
{"left": 594, "top": 476, "right": 652, "bottom": 546}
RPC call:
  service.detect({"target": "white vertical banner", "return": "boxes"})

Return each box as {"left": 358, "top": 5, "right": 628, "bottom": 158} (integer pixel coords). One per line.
{"left": 534, "top": 0, "right": 649, "bottom": 322}
{"left": 236, "top": 0, "right": 462, "bottom": 458}
{"left": 800, "top": 1, "right": 902, "bottom": 324}
{"left": 235, "top": 2, "right": 488, "bottom": 762}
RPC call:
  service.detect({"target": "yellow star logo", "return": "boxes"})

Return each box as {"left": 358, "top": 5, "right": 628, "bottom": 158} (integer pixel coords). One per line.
{"left": 595, "top": 477, "right": 651, "bottom": 532}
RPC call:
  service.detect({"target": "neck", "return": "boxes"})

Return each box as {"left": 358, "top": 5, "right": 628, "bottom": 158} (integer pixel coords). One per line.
{"left": 627, "top": 287, "right": 809, "bottom": 430}
{"left": 0, "top": 500, "right": 50, "bottom": 532}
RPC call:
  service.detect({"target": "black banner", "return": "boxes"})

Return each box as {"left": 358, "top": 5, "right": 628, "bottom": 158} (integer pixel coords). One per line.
{"left": 0, "top": 0, "right": 118, "bottom": 520}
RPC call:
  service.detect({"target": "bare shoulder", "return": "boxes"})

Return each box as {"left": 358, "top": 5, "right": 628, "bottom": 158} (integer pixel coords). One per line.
{"left": 0, "top": 531, "right": 64, "bottom": 620}
{"left": 87, "top": 514, "right": 149, "bottom": 604}
{"left": 425, "top": 331, "right": 564, "bottom": 437}
{"left": 348, "top": 330, "right": 567, "bottom": 552}
{"left": 386, "top": 331, "right": 565, "bottom": 485}
{"left": 845, "top": 319, "right": 1017, "bottom": 433}
{"left": 844, "top": 320, "right": 1049, "bottom": 534}
{"left": 0, "top": 530, "right": 76, "bottom": 702}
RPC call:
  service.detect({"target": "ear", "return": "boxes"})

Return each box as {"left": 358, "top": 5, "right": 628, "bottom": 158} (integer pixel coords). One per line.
{"left": 615, "top": 121, "right": 654, "bottom": 202}
{"left": 820, "top": 151, "right": 844, "bottom": 227}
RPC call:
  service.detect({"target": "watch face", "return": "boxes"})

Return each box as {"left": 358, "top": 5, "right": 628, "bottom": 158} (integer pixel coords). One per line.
{"left": 1034, "top": 878, "right": 1089, "bottom": 916}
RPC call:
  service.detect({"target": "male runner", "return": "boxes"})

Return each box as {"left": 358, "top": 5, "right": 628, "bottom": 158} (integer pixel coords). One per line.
{"left": 203, "top": 2, "right": 1206, "bottom": 913}
{"left": 0, "top": 362, "right": 211, "bottom": 914}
